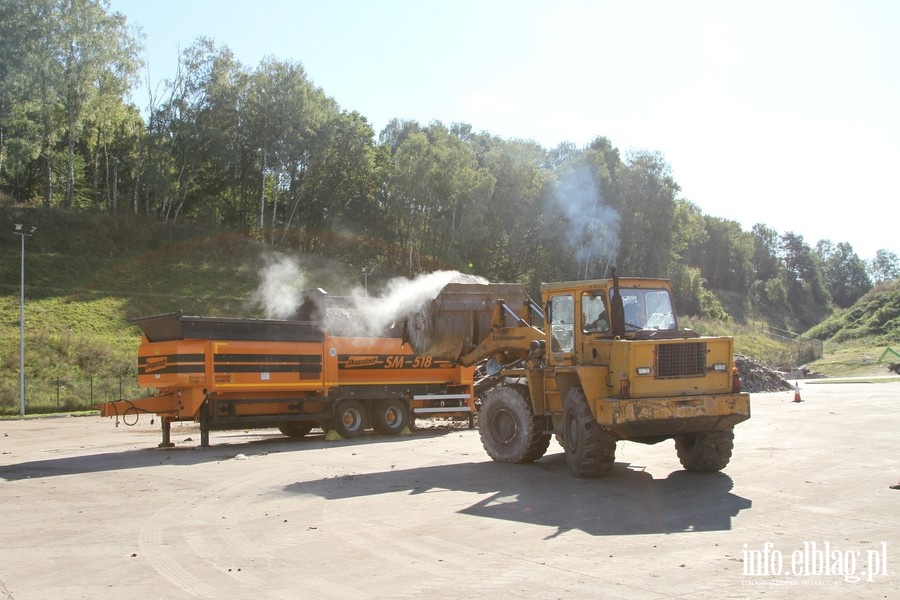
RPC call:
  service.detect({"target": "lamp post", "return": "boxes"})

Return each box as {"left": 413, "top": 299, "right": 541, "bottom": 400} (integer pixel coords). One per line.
{"left": 13, "top": 224, "right": 35, "bottom": 416}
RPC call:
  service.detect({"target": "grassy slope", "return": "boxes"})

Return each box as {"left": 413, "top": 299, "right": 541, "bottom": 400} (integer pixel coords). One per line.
{"left": 803, "top": 280, "right": 900, "bottom": 376}
{"left": 0, "top": 206, "right": 270, "bottom": 412}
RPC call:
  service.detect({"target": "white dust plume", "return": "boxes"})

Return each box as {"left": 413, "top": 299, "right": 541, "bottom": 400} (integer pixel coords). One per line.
{"left": 250, "top": 254, "right": 308, "bottom": 319}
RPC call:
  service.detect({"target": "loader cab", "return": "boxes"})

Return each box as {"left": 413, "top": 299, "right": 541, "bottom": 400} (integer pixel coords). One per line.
{"left": 545, "top": 285, "right": 610, "bottom": 367}
{"left": 543, "top": 278, "right": 679, "bottom": 361}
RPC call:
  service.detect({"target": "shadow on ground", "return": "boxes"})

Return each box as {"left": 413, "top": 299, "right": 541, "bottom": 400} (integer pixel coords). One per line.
{"left": 284, "top": 454, "right": 752, "bottom": 537}
{"left": 0, "top": 426, "right": 462, "bottom": 481}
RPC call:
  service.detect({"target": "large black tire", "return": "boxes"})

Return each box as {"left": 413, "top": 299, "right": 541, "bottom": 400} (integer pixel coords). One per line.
{"left": 479, "top": 384, "right": 550, "bottom": 463}
{"left": 371, "top": 398, "right": 409, "bottom": 435}
{"left": 330, "top": 399, "right": 368, "bottom": 439}
{"left": 562, "top": 388, "right": 616, "bottom": 478}
{"left": 278, "top": 421, "right": 314, "bottom": 438}
{"left": 675, "top": 429, "right": 734, "bottom": 472}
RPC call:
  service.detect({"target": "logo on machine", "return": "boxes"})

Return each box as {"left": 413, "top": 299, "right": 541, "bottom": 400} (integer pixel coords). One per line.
{"left": 344, "top": 356, "right": 380, "bottom": 368}
{"left": 339, "top": 354, "right": 445, "bottom": 369}
{"left": 145, "top": 356, "right": 168, "bottom": 373}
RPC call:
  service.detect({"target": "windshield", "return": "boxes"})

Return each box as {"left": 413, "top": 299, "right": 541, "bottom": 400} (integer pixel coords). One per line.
{"left": 620, "top": 288, "right": 676, "bottom": 331}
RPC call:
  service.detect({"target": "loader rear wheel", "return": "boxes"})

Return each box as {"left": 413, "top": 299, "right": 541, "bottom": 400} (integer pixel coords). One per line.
{"left": 480, "top": 384, "right": 550, "bottom": 464}
{"left": 675, "top": 429, "right": 734, "bottom": 472}
{"left": 372, "top": 398, "right": 408, "bottom": 435}
{"left": 278, "top": 421, "right": 314, "bottom": 438}
{"left": 330, "top": 399, "right": 367, "bottom": 439}
{"left": 563, "top": 388, "right": 616, "bottom": 478}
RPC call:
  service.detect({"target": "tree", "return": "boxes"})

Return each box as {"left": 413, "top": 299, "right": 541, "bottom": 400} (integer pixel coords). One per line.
{"left": 382, "top": 121, "right": 493, "bottom": 275}
{"left": 616, "top": 150, "right": 678, "bottom": 277}
{"left": 669, "top": 265, "right": 728, "bottom": 319}
{"left": 289, "top": 109, "right": 379, "bottom": 257}
{"left": 0, "top": 0, "right": 141, "bottom": 207}
{"left": 670, "top": 200, "right": 709, "bottom": 268}
{"left": 868, "top": 249, "right": 900, "bottom": 283}
{"left": 698, "top": 216, "right": 752, "bottom": 292}
{"left": 750, "top": 223, "right": 781, "bottom": 282}
{"left": 245, "top": 57, "right": 335, "bottom": 243}
{"left": 474, "top": 138, "right": 549, "bottom": 286}
{"left": 815, "top": 240, "right": 872, "bottom": 308}
{"left": 779, "top": 232, "right": 831, "bottom": 329}
{"left": 59, "top": 0, "right": 141, "bottom": 208}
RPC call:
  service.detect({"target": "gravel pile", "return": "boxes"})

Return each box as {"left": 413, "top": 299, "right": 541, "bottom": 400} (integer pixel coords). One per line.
{"left": 735, "top": 354, "right": 795, "bottom": 393}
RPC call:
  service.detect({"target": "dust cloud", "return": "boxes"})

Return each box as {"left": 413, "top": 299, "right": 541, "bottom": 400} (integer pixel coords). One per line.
{"left": 249, "top": 253, "right": 485, "bottom": 338}
{"left": 249, "top": 254, "right": 308, "bottom": 319}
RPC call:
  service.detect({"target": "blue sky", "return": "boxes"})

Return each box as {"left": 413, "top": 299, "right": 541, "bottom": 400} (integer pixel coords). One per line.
{"left": 108, "top": 0, "right": 899, "bottom": 260}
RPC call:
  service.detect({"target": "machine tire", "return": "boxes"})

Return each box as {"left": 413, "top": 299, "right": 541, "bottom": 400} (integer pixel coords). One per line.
{"left": 371, "top": 398, "right": 409, "bottom": 435}
{"left": 331, "top": 399, "right": 368, "bottom": 439}
{"left": 277, "top": 421, "right": 315, "bottom": 438}
{"left": 562, "top": 388, "right": 616, "bottom": 478}
{"left": 675, "top": 429, "right": 734, "bottom": 472}
{"left": 479, "top": 384, "right": 550, "bottom": 463}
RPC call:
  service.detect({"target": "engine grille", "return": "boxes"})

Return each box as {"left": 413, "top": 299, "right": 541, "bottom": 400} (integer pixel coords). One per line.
{"left": 655, "top": 342, "right": 707, "bottom": 377}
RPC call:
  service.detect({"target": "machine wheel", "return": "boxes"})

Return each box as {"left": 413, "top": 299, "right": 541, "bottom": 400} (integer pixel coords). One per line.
{"left": 371, "top": 398, "right": 409, "bottom": 435}
{"left": 331, "top": 399, "right": 368, "bottom": 439}
{"left": 278, "top": 421, "right": 314, "bottom": 438}
{"left": 479, "top": 384, "right": 550, "bottom": 463}
{"left": 562, "top": 388, "right": 616, "bottom": 477}
{"left": 675, "top": 429, "right": 734, "bottom": 472}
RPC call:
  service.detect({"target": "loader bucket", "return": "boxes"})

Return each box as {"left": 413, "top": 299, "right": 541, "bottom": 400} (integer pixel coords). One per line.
{"left": 404, "top": 282, "right": 531, "bottom": 361}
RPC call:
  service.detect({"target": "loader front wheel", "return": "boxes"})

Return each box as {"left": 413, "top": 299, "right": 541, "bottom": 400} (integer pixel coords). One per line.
{"left": 480, "top": 384, "right": 550, "bottom": 464}
{"left": 675, "top": 429, "right": 734, "bottom": 472}
{"left": 563, "top": 388, "right": 616, "bottom": 477}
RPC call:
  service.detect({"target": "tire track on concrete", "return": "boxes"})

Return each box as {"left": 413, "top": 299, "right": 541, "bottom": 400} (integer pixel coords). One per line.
{"left": 137, "top": 457, "right": 366, "bottom": 598}
{"left": 138, "top": 527, "right": 214, "bottom": 597}
{"left": 138, "top": 465, "right": 280, "bottom": 597}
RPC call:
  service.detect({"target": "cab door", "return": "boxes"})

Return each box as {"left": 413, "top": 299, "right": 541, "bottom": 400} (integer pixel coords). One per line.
{"left": 546, "top": 292, "right": 576, "bottom": 366}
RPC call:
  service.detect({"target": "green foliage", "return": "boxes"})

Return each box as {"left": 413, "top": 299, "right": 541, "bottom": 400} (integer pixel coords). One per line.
{"left": 815, "top": 240, "right": 872, "bottom": 308}
{"left": 680, "top": 316, "right": 796, "bottom": 368}
{"left": 805, "top": 341, "right": 900, "bottom": 377}
{"left": 868, "top": 249, "right": 900, "bottom": 284}
{"left": 805, "top": 279, "right": 900, "bottom": 345}
{"left": 669, "top": 265, "right": 727, "bottom": 320}
{"left": 0, "top": 0, "right": 141, "bottom": 208}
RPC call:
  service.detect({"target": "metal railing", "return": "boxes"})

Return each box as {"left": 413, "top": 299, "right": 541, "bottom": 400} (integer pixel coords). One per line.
{"left": 732, "top": 318, "right": 824, "bottom": 364}
{"left": 0, "top": 376, "right": 145, "bottom": 415}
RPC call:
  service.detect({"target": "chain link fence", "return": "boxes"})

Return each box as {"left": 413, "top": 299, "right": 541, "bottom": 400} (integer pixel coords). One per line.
{"left": 0, "top": 376, "right": 145, "bottom": 415}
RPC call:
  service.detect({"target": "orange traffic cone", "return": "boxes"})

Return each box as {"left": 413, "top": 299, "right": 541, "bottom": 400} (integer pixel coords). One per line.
{"left": 793, "top": 382, "right": 802, "bottom": 403}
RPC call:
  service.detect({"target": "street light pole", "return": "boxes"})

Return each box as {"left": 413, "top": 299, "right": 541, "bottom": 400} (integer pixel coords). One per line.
{"left": 13, "top": 224, "right": 35, "bottom": 416}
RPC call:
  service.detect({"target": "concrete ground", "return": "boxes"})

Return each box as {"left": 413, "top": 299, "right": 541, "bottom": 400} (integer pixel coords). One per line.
{"left": 1, "top": 381, "right": 898, "bottom": 599}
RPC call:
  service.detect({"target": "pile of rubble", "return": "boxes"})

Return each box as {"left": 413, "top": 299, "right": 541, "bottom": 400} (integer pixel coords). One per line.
{"left": 735, "top": 354, "right": 795, "bottom": 393}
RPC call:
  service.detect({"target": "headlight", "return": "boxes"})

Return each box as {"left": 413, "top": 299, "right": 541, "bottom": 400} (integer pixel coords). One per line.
{"left": 636, "top": 367, "right": 652, "bottom": 375}
{"left": 711, "top": 363, "right": 728, "bottom": 372}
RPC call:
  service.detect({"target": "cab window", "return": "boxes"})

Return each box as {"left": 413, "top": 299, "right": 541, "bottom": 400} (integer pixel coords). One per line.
{"left": 548, "top": 294, "right": 574, "bottom": 353}
{"left": 582, "top": 291, "right": 609, "bottom": 334}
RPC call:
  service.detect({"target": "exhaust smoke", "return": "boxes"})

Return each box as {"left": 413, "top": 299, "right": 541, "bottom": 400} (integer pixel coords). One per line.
{"left": 554, "top": 166, "right": 620, "bottom": 279}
